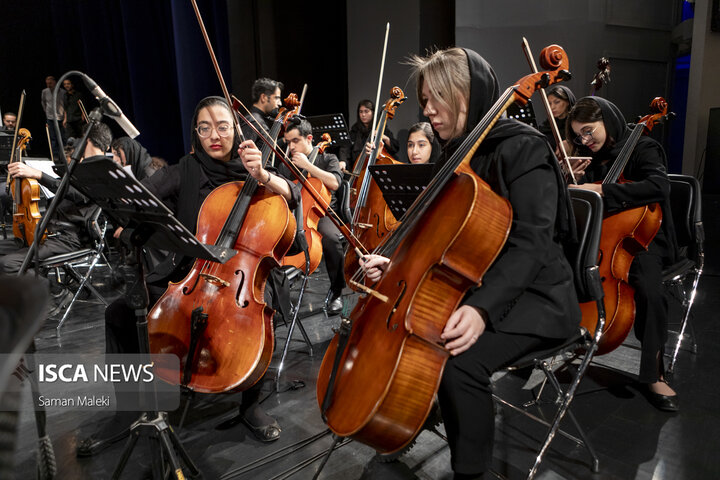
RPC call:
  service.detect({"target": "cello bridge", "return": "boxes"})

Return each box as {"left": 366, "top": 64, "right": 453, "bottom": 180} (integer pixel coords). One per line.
{"left": 199, "top": 273, "right": 230, "bottom": 287}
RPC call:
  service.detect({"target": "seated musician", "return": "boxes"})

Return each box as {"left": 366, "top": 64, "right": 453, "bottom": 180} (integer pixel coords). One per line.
{"left": 567, "top": 97, "right": 680, "bottom": 412}
{"left": 406, "top": 121, "right": 438, "bottom": 164}
{"left": 339, "top": 99, "right": 400, "bottom": 171}
{"left": 111, "top": 137, "right": 155, "bottom": 180}
{"left": 360, "top": 47, "right": 580, "bottom": 479}
{"left": 79, "top": 97, "right": 298, "bottom": 457}
{"left": 279, "top": 117, "right": 345, "bottom": 312}
{"left": 1, "top": 122, "right": 112, "bottom": 315}
{"left": 242, "top": 77, "right": 284, "bottom": 139}
{"left": 1, "top": 112, "right": 16, "bottom": 133}
{"left": 537, "top": 85, "right": 575, "bottom": 151}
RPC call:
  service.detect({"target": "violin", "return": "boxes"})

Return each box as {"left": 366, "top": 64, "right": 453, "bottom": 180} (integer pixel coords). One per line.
{"left": 579, "top": 97, "right": 672, "bottom": 354}
{"left": 317, "top": 45, "right": 572, "bottom": 453}
{"left": 344, "top": 88, "right": 405, "bottom": 288}
{"left": 7, "top": 91, "right": 45, "bottom": 247}
{"left": 147, "top": 96, "right": 301, "bottom": 393}
{"left": 282, "top": 133, "right": 333, "bottom": 273}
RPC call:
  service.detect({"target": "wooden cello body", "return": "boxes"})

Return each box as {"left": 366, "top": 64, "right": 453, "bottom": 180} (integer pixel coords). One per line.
{"left": 148, "top": 181, "right": 296, "bottom": 393}
{"left": 579, "top": 98, "right": 671, "bottom": 354}
{"left": 317, "top": 164, "right": 511, "bottom": 452}
{"left": 579, "top": 196, "right": 661, "bottom": 354}
{"left": 317, "top": 44, "right": 573, "bottom": 451}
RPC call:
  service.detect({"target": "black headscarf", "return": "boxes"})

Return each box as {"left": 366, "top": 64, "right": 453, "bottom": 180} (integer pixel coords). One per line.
{"left": 572, "top": 96, "right": 631, "bottom": 160}
{"left": 114, "top": 137, "right": 153, "bottom": 180}
{"left": 547, "top": 85, "right": 576, "bottom": 109}
{"left": 436, "top": 48, "right": 576, "bottom": 244}
{"left": 176, "top": 96, "right": 247, "bottom": 230}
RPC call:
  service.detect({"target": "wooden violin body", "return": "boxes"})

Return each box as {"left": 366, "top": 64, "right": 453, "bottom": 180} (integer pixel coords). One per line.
{"left": 282, "top": 176, "right": 330, "bottom": 273}
{"left": 318, "top": 165, "right": 511, "bottom": 452}
{"left": 344, "top": 151, "right": 401, "bottom": 285}
{"left": 148, "top": 181, "right": 295, "bottom": 393}
{"left": 11, "top": 177, "right": 44, "bottom": 246}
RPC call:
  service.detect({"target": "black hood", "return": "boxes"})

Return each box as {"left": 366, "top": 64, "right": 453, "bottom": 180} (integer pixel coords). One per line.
{"left": 114, "top": 137, "right": 152, "bottom": 180}
{"left": 547, "top": 85, "right": 576, "bottom": 109}
{"left": 574, "top": 96, "right": 631, "bottom": 158}
{"left": 463, "top": 48, "right": 500, "bottom": 134}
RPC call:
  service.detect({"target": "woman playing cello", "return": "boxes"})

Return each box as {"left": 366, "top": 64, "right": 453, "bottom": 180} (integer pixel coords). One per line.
{"left": 567, "top": 97, "right": 680, "bottom": 412}
{"left": 361, "top": 47, "right": 580, "bottom": 479}
{"left": 81, "top": 97, "right": 298, "bottom": 456}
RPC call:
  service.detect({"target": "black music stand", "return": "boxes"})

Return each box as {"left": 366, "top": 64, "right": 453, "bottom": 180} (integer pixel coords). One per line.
{"left": 507, "top": 98, "right": 538, "bottom": 129}
{"left": 368, "top": 163, "right": 434, "bottom": 219}
{"left": 306, "top": 113, "right": 350, "bottom": 148}
{"left": 68, "top": 157, "right": 236, "bottom": 479}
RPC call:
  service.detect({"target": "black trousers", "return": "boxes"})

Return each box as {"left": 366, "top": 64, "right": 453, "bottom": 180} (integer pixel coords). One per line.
{"left": 628, "top": 241, "right": 668, "bottom": 383}
{"left": 317, "top": 216, "right": 345, "bottom": 296}
{"left": 0, "top": 232, "right": 81, "bottom": 279}
{"left": 438, "top": 330, "right": 558, "bottom": 475}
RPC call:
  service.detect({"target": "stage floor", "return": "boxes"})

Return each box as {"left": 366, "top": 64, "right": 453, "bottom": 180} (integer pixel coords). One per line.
{"left": 10, "top": 196, "right": 720, "bottom": 479}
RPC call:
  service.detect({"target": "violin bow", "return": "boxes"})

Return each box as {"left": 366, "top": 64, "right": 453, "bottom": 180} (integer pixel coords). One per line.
{"left": 369, "top": 22, "right": 390, "bottom": 145}
{"left": 6, "top": 91, "right": 26, "bottom": 186}
{"left": 232, "top": 96, "right": 371, "bottom": 262}
{"left": 521, "top": 37, "right": 577, "bottom": 184}
{"left": 189, "top": 0, "right": 245, "bottom": 142}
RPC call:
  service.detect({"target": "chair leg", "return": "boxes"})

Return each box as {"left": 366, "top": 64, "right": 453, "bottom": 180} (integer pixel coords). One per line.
{"left": 667, "top": 267, "right": 702, "bottom": 374}
{"left": 56, "top": 256, "right": 107, "bottom": 332}
{"left": 276, "top": 272, "right": 313, "bottom": 390}
{"left": 527, "top": 355, "right": 600, "bottom": 479}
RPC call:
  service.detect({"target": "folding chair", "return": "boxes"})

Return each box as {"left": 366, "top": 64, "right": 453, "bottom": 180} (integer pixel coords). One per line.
{"left": 662, "top": 174, "right": 703, "bottom": 374}
{"left": 492, "top": 188, "right": 606, "bottom": 479}
{"left": 39, "top": 206, "right": 112, "bottom": 331}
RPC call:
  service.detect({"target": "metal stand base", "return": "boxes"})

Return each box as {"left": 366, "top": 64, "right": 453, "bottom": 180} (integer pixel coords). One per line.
{"left": 112, "top": 411, "right": 200, "bottom": 480}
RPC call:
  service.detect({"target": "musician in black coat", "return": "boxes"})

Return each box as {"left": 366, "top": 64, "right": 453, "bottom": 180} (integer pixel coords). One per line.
{"left": 362, "top": 47, "right": 579, "bottom": 479}
{"left": 568, "top": 96, "right": 680, "bottom": 412}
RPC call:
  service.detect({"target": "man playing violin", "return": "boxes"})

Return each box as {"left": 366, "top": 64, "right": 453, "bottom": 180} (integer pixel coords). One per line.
{"left": 279, "top": 117, "right": 345, "bottom": 312}
{"left": 1, "top": 122, "right": 112, "bottom": 314}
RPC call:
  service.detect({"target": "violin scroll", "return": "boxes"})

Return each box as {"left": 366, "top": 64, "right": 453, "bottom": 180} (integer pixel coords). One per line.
{"left": 383, "top": 86, "right": 406, "bottom": 120}
{"left": 283, "top": 93, "right": 300, "bottom": 110}
{"left": 638, "top": 97, "right": 675, "bottom": 135}
{"left": 514, "top": 45, "right": 571, "bottom": 105}
{"left": 317, "top": 133, "right": 332, "bottom": 154}
{"left": 16, "top": 128, "right": 31, "bottom": 151}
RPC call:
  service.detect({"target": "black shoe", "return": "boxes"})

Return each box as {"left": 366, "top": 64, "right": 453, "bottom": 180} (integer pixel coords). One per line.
{"left": 642, "top": 384, "right": 679, "bottom": 413}
{"left": 327, "top": 295, "right": 342, "bottom": 315}
{"left": 241, "top": 415, "right": 281, "bottom": 442}
{"left": 48, "top": 289, "right": 74, "bottom": 317}
{"left": 76, "top": 411, "right": 138, "bottom": 457}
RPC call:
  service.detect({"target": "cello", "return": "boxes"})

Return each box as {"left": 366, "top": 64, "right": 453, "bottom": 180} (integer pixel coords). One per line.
{"left": 147, "top": 97, "right": 301, "bottom": 393}
{"left": 344, "top": 88, "right": 405, "bottom": 287}
{"left": 579, "top": 97, "right": 672, "bottom": 354}
{"left": 282, "top": 133, "right": 333, "bottom": 273}
{"left": 317, "top": 45, "right": 572, "bottom": 453}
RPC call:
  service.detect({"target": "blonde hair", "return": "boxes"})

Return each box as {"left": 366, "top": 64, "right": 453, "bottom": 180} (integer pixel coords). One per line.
{"left": 407, "top": 48, "right": 470, "bottom": 140}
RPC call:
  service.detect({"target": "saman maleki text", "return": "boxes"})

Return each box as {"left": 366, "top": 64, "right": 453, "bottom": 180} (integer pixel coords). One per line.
{"left": 38, "top": 363, "right": 155, "bottom": 383}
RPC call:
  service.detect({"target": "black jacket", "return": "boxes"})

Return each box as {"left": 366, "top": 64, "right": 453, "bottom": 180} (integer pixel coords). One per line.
{"left": 575, "top": 96, "right": 679, "bottom": 265}
{"left": 437, "top": 49, "right": 580, "bottom": 340}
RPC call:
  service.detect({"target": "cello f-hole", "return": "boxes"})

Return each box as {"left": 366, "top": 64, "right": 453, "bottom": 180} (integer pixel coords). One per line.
{"left": 387, "top": 280, "right": 407, "bottom": 331}
{"left": 235, "top": 269, "right": 249, "bottom": 308}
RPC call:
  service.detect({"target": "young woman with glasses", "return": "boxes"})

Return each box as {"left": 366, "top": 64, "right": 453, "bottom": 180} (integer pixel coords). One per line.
{"left": 567, "top": 96, "right": 680, "bottom": 412}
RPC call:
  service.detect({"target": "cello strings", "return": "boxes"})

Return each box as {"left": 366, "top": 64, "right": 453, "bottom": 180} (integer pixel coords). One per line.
{"left": 349, "top": 86, "right": 517, "bottom": 285}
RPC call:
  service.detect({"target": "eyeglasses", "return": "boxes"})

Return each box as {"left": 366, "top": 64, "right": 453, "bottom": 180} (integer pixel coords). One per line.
{"left": 573, "top": 126, "right": 599, "bottom": 146}
{"left": 196, "top": 124, "right": 232, "bottom": 138}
